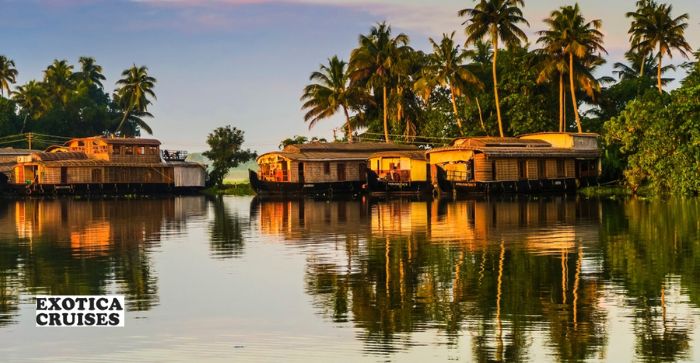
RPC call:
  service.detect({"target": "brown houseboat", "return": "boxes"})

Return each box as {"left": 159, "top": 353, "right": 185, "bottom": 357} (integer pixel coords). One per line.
{"left": 250, "top": 142, "right": 417, "bottom": 196}
{"left": 8, "top": 136, "right": 206, "bottom": 195}
{"left": 426, "top": 132, "right": 600, "bottom": 195}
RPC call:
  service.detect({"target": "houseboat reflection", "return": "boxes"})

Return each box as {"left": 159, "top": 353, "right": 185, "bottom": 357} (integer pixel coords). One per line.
{"left": 0, "top": 196, "right": 207, "bottom": 321}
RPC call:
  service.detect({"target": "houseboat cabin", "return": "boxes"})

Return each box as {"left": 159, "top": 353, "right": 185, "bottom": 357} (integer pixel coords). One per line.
{"left": 250, "top": 142, "right": 417, "bottom": 195}
{"left": 426, "top": 133, "right": 600, "bottom": 194}
{"left": 366, "top": 150, "right": 429, "bottom": 195}
{"left": 8, "top": 136, "right": 206, "bottom": 194}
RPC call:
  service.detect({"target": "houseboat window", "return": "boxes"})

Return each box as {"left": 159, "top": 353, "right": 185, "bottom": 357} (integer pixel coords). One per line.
{"left": 324, "top": 162, "right": 331, "bottom": 175}
{"left": 124, "top": 146, "right": 134, "bottom": 155}
{"left": 91, "top": 169, "right": 102, "bottom": 183}
{"left": 518, "top": 160, "right": 527, "bottom": 180}
{"left": 147, "top": 146, "right": 158, "bottom": 155}
{"left": 556, "top": 159, "right": 565, "bottom": 177}
{"left": 337, "top": 163, "right": 346, "bottom": 181}
{"left": 112, "top": 145, "right": 122, "bottom": 154}
{"left": 491, "top": 160, "right": 497, "bottom": 180}
{"left": 538, "top": 159, "right": 546, "bottom": 179}
{"left": 136, "top": 146, "right": 145, "bottom": 155}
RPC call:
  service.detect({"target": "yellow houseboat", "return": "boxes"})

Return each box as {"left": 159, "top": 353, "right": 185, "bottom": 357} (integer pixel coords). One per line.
{"left": 8, "top": 136, "right": 206, "bottom": 195}
{"left": 366, "top": 150, "right": 429, "bottom": 195}
{"left": 250, "top": 142, "right": 416, "bottom": 196}
{"left": 427, "top": 132, "right": 600, "bottom": 194}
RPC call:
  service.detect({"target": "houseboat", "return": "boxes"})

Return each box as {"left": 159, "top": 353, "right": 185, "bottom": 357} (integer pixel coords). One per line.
{"left": 426, "top": 132, "right": 600, "bottom": 195}
{"left": 250, "top": 142, "right": 417, "bottom": 196}
{"left": 0, "top": 147, "right": 33, "bottom": 191}
{"left": 366, "top": 150, "right": 430, "bottom": 195}
{"left": 7, "top": 136, "right": 206, "bottom": 195}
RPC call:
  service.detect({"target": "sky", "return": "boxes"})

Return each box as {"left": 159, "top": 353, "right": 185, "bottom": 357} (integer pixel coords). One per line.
{"left": 2, "top": 0, "right": 699, "bottom": 152}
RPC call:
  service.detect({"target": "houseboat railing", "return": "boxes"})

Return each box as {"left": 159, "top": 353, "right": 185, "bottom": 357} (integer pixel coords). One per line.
{"left": 260, "top": 170, "right": 289, "bottom": 182}
{"left": 446, "top": 170, "right": 472, "bottom": 182}
{"left": 376, "top": 169, "right": 410, "bottom": 182}
{"left": 162, "top": 150, "right": 188, "bottom": 161}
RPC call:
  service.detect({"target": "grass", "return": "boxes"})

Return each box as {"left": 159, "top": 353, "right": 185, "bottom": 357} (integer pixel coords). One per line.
{"left": 203, "top": 181, "right": 255, "bottom": 196}
{"left": 578, "top": 184, "right": 653, "bottom": 199}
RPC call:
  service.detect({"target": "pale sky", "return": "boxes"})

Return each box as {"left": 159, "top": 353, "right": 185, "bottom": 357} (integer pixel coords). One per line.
{"left": 2, "top": 0, "right": 699, "bottom": 152}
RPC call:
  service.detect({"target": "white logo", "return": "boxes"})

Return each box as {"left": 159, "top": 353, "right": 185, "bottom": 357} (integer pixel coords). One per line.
{"left": 35, "top": 295, "right": 125, "bottom": 327}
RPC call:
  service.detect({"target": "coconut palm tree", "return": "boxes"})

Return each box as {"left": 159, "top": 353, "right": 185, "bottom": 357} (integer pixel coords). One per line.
{"left": 75, "top": 56, "right": 106, "bottom": 88}
{"left": 626, "top": 0, "right": 658, "bottom": 77}
{"left": 301, "top": 56, "right": 363, "bottom": 142}
{"left": 43, "top": 59, "right": 75, "bottom": 105}
{"left": 416, "top": 32, "right": 483, "bottom": 135}
{"left": 0, "top": 56, "right": 18, "bottom": 97}
{"left": 349, "top": 22, "right": 410, "bottom": 142}
{"left": 114, "top": 65, "right": 156, "bottom": 134}
{"left": 535, "top": 47, "right": 568, "bottom": 132}
{"left": 13, "top": 80, "right": 48, "bottom": 119}
{"left": 539, "top": 4, "right": 606, "bottom": 134}
{"left": 458, "top": 0, "right": 529, "bottom": 138}
{"left": 627, "top": 1, "right": 691, "bottom": 93}
{"left": 613, "top": 50, "right": 674, "bottom": 85}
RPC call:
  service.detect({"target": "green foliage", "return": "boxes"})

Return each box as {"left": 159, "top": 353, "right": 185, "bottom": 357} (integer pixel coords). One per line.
{"left": 202, "top": 125, "right": 256, "bottom": 187}
{"left": 278, "top": 135, "right": 327, "bottom": 149}
{"left": 0, "top": 57, "right": 157, "bottom": 148}
{"left": 301, "top": 56, "right": 364, "bottom": 141}
{"left": 604, "top": 85, "right": 700, "bottom": 195}
{"left": 0, "top": 56, "right": 18, "bottom": 97}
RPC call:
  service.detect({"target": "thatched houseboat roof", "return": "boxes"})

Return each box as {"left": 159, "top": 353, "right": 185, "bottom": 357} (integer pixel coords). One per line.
{"left": 450, "top": 137, "right": 550, "bottom": 148}
{"left": 62, "top": 136, "right": 161, "bottom": 146}
{"left": 283, "top": 142, "right": 415, "bottom": 153}
{"left": 258, "top": 142, "right": 418, "bottom": 162}
{"left": 368, "top": 150, "right": 427, "bottom": 160}
{"left": 429, "top": 134, "right": 600, "bottom": 159}
{"left": 33, "top": 152, "right": 88, "bottom": 161}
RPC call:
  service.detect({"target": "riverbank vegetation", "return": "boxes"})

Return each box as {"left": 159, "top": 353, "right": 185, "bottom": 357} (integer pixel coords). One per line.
{"left": 203, "top": 182, "right": 255, "bottom": 196}
{"left": 0, "top": 57, "right": 157, "bottom": 149}
{"left": 300, "top": 0, "right": 698, "bottom": 195}
{"left": 203, "top": 125, "right": 256, "bottom": 188}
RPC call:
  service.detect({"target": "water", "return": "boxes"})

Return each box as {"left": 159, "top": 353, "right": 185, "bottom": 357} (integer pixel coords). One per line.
{"left": 0, "top": 195, "right": 699, "bottom": 362}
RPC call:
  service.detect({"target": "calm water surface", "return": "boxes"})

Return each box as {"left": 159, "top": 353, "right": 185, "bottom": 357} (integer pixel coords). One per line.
{"left": 0, "top": 195, "right": 699, "bottom": 362}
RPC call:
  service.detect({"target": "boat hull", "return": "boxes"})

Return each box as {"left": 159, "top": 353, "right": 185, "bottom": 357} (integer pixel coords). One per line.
{"left": 435, "top": 172, "right": 589, "bottom": 196}
{"left": 6, "top": 183, "right": 180, "bottom": 195}
{"left": 366, "top": 169, "right": 431, "bottom": 196}
{"left": 249, "top": 169, "right": 363, "bottom": 197}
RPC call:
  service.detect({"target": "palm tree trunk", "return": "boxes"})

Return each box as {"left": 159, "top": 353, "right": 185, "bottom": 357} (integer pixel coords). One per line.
{"left": 116, "top": 106, "right": 132, "bottom": 135}
{"left": 559, "top": 72, "right": 564, "bottom": 132}
{"left": 563, "top": 84, "right": 567, "bottom": 131}
{"left": 657, "top": 50, "right": 663, "bottom": 94}
{"left": 569, "top": 53, "right": 583, "bottom": 134}
{"left": 476, "top": 97, "right": 486, "bottom": 134}
{"left": 383, "top": 86, "right": 389, "bottom": 143}
{"left": 639, "top": 52, "right": 646, "bottom": 77}
{"left": 449, "top": 86, "right": 464, "bottom": 135}
{"left": 342, "top": 104, "right": 353, "bottom": 143}
{"left": 492, "top": 32, "right": 504, "bottom": 138}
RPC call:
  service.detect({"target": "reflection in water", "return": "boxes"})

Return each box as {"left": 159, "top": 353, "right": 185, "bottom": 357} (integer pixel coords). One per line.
{"left": 0, "top": 197, "right": 207, "bottom": 324}
{"left": 209, "top": 196, "right": 248, "bottom": 258}
{"left": 0, "top": 196, "right": 699, "bottom": 361}
{"left": 254, "top": 196, "right": 700, "bottom": 362}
